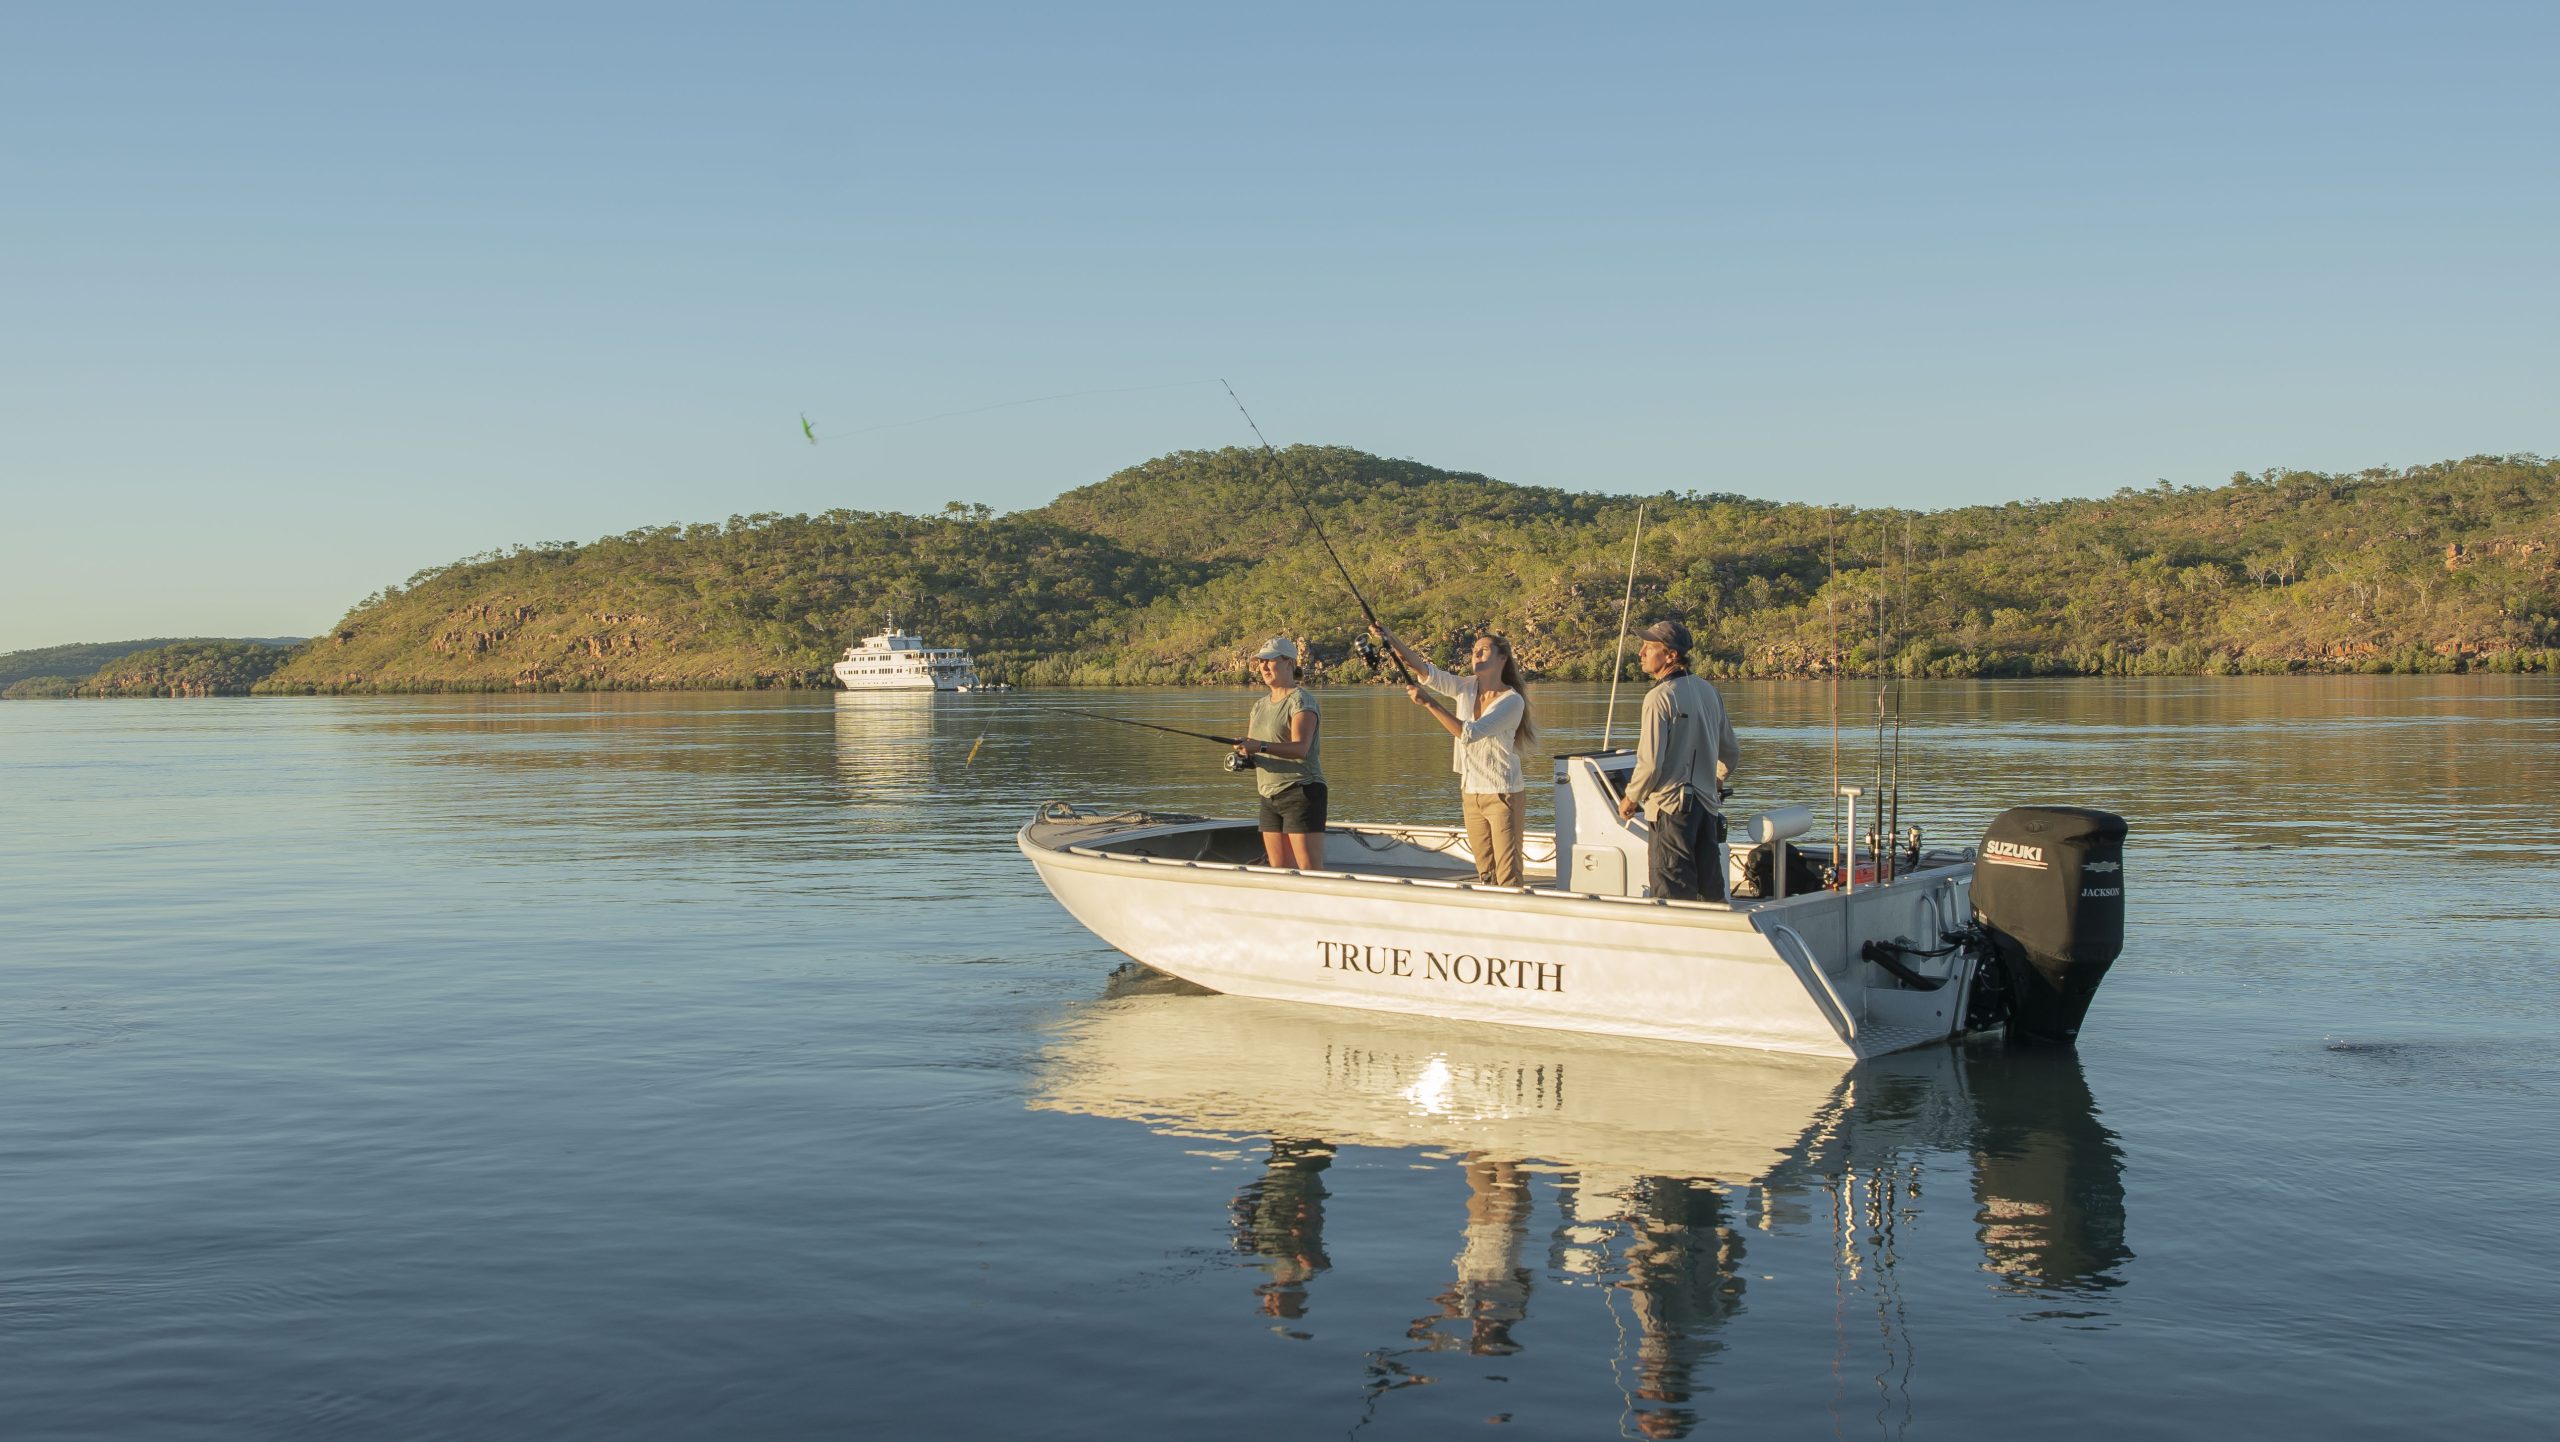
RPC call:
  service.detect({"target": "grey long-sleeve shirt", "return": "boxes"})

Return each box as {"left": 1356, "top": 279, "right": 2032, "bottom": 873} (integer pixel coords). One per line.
{"left": 1623, "top": 672, "right": 1739, "bottom": 819}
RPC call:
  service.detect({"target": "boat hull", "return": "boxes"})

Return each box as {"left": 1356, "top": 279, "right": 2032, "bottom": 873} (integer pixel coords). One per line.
{"left": 1020, "top": 818, "right": 1978, "bottom": 1061}
{"left": 831, "top": 666, "right": 968, "bottom": 690}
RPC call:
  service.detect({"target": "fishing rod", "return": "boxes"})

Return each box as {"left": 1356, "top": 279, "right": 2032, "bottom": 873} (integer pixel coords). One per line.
{"left": 1873, "top": 523, "right": 1890, "bottom": 880}
{"left": 1873, "top": 519, "right": 1914, "bottom": 881}
{"left": 1827, "top": 512, "right": 1842, "bottom": 889}
{"left": 1220, "top": 380, "right": 1420, "bottom": 689}
{"left": 1056, "top": 706, "right": 1263, "bottom": 773}
{"left": 1887, "top": 680, "right": 1905, "bottom": 878}
{"left": 1885, "top": 516, "right": 1909, "bottom": 882}
{"left": 1055, "top": 706, "right": 1241, "bottom": 746}
{"left": 1601, "top": 501, "right": 1647, "bottom": 751}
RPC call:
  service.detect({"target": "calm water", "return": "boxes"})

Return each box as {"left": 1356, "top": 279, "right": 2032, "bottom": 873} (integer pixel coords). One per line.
{"left": 5, "top": 679, "right": 2557, "bottom": 1439}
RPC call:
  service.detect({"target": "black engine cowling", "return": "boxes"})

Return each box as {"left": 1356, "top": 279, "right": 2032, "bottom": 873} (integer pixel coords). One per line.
{"left": 1972, "top": 806, "right": 2127, "bottom": 1044}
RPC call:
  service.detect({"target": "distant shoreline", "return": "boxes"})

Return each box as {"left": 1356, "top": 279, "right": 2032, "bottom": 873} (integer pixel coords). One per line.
{"left": 12, "top": 664, "right": 2557, "bottom": 702}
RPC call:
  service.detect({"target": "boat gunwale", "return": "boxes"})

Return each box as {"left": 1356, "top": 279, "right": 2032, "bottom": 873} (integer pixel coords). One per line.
{"left": 1016, "top": 814, "right": 1973, "bottom": 931}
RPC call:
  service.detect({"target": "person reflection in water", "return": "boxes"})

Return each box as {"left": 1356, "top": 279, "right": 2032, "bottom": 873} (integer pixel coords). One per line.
{"left": 1230, "top": 1137, "right": 1336, "bottom": 1323}
{"left": 1613, "top": 1177, "right": 1749, "bottom": 1440}
{"left": 1408, "top": 1158, "right": 1536, "bottom": 1355}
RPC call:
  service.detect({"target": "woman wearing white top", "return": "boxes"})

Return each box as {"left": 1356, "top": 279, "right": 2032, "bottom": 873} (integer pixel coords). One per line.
{"left": 1371, "top": 624, "right": 1539, "bottom": 887}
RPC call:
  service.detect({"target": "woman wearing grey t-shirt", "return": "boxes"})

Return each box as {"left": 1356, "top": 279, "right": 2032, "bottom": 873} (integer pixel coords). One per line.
{"left": 1232, "top": 635, "right": 1326, "bottom": 870}
{"left": 1372, "top": 624, "right": 1539, "bottom": 886}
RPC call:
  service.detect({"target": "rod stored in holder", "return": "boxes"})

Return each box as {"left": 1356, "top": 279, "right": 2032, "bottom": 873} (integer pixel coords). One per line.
{"left": 1602, "top": 501, "right": 1646, "bottom": 751}
{"left": 1837, "top": 784, "right": 1864, "bottom": 894}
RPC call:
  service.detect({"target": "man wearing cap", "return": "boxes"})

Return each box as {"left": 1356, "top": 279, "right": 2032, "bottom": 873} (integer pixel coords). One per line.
{"left": 1234, "top": 635, "right": 1327, "bottom": 870}
{"left": 1617, "top": 620, "right": 1739, "bottom": 901}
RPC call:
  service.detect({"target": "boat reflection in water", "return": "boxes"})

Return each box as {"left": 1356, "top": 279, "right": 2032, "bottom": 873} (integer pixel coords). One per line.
{"left": 830, "top": 691, "right": 939, "bottom": 803}
{"left": 1033, "top": 968, "right": 2130, "bottom": 1435}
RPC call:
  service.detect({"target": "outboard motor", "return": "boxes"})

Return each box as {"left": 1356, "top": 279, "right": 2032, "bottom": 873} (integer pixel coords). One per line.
{"left": 1972, "top": 807, "right": 2127, "bottom": 1044}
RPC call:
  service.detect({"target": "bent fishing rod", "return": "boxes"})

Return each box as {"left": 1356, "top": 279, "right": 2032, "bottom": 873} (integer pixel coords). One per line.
{"left": 1220, "top": 380, "right": 1420, "bottom": 688}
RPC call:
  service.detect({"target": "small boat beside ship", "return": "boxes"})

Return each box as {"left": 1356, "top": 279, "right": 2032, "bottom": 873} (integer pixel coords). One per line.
{"left": 831, "top": 619, "right": 981, "bottom": 691}
{"left": 1020, "top": 750, "right": 2126, "bottom": 1063}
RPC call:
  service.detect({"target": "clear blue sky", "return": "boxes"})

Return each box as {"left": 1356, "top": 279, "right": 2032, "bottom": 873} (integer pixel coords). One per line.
{"left": 4, "top": 2, "right": 2552, "bottom": 650}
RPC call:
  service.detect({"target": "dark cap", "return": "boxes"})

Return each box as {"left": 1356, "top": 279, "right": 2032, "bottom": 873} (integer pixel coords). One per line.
{"left": 1636, "top": 619, "right": 1692, "bottom": 654}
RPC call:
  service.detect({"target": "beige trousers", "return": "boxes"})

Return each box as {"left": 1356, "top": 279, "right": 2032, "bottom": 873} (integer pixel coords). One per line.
{"left": 1462, "top": 790, "right": 1527, "bottom": 887}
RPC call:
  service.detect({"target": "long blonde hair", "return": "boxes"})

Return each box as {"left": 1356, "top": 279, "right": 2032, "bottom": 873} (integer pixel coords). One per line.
{"left": 1481, "top": 634, "right": 1538, "bottom": 750}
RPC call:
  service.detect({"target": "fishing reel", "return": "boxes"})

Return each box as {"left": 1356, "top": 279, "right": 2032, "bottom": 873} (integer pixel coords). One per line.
{"left": 1351, "top": 634, "right": 1385, "bottom": 672}
{"left": 1225, "top": 750, "right": 1258, "bottom": 774}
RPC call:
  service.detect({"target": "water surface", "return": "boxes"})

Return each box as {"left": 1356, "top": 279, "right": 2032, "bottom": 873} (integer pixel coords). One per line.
{"left": 5, "top": 679, "right": 2556, "bottom": 1438}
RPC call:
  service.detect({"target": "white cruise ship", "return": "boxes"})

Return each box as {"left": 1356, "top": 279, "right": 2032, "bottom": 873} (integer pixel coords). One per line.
{"left": 831, "top": 619, "right": 982, "bottom": 691}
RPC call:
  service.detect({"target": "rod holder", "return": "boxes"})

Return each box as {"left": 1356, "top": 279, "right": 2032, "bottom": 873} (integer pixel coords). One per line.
{"left": 1837, "top": 785, "right": 1864, "bottom": 894}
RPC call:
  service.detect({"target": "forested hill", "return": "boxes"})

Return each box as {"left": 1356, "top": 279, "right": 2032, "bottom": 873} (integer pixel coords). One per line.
{"left": 0, "top": 637, "right": 303, "bottom": 698}
{"left": 0, "top": 636, "right": 299, "bottom": 691}
{"left": 235, "top": 447, "right": 2557, "bottom": 694}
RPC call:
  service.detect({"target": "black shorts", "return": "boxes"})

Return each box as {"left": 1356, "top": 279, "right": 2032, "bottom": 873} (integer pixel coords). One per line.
{"left": 1258, "top": 782, "right": 1330, "bottom": 835}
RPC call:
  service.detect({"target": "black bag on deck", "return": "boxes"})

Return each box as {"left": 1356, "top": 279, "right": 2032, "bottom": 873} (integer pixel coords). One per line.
{"left": 1733, "top": 840, "right": 1831, "bottom": 900}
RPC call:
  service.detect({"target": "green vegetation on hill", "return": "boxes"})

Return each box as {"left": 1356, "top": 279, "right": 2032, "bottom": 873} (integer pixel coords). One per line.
{"left": 1031, "top": 446, "right": 2560, "bottom": 683}
{"left": 259, "top": 508, "right": 1210, "bottom": 693}
{"left": 4, "top": 675, "right": 79, "bottom": 700}
{"left": 216, "top": 445, "right": 2560, "bottom": 693}
{"left": 0, "top": 636, "right": 298, "bottom": 691}
{"left": 78, "top": 641, "right": 294, "bottom": 697}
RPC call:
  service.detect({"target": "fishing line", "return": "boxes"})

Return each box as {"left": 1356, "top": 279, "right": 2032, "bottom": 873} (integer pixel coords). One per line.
{"left": 1220, "top": 380, "right": 1420, "bottom": 688}
{"left": 826, "top": 379, "right": 1223, "bottom": 439}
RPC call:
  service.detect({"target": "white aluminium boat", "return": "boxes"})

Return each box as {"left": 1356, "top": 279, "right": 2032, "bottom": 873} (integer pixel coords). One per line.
{"left": 1020, "top": 751, "right": 2126, "bottom": 1063}
{"left": 831, "top": 618, "right": 981, "bottom": 691}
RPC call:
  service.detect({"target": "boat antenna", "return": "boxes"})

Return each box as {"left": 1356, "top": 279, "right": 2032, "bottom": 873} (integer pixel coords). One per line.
{"left": 1601, "top": 500, "right": 1647, "bottom": 751}
{"left": 1220, "top": 380, "right": 1418, "bottom": 688}
{"left": 1055, "top": 706, "right": 1243, "bottom": 747}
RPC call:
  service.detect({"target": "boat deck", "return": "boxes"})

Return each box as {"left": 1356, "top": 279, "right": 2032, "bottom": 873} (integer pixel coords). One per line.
{"left": 1044, "top": 813, "right": 1805, "bottom": 908}
{"left": 1029, "top": 807, "right": 1970, "bottom": 920}
{"left": 1059, "top": 816, "right": 1547, "bottom": 877}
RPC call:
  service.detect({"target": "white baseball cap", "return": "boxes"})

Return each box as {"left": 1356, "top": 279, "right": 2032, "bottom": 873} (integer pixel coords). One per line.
{"left": 1251, "top": 636, "right": 1299, "bottom": 662}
